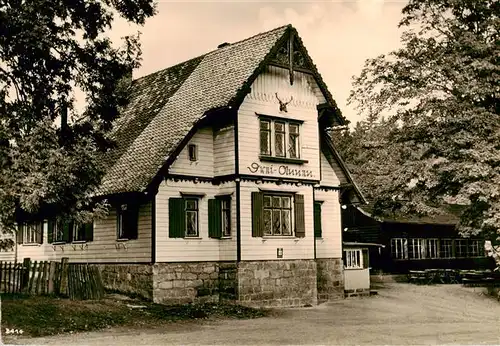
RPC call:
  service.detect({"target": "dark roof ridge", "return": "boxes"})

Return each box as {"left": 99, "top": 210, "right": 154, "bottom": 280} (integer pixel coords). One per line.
{"left": 131, "top": 24, "right": 292, "bottom": 84}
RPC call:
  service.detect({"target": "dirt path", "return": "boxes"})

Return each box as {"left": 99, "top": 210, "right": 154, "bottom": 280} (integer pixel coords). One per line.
{"left": 7, "top": 283, "right": 500, "bottom": 345}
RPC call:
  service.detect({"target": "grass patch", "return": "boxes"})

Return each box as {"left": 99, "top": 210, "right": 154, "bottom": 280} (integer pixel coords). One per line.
{"left": 1, "top": 293, "right": 270, "bottom": 338}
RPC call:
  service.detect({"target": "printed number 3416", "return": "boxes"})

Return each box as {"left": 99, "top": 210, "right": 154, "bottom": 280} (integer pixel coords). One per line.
{"left": 5, "top": 328, "right": 24, "bottom": 335}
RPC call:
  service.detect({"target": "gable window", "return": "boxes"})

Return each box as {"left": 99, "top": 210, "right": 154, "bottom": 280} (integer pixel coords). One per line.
{"left": 169, "top": 196, "right": 201, "bottom": 238}
{"left": 18, "top": 222, "right": 43, "bottom": 245}
{"left": 260, "top": 120, "right": 271, "bottom": 155}
{"left": 251, "top": 192, "right": 305, "bottom": 238}
{"left": 188, "top": 144, "right": 198, "bottom": 161}
{"left": 117, "top": 203, "right": 139, "bottom": 240}
{"left": 390, "top": 238, "right": 408, "bottom": 259}
{"left": 259, "top": 118, "right": 301, "bottom": 160}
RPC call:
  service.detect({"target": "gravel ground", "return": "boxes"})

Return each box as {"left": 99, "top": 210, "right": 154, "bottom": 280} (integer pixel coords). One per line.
{"left": 6, "top": 283, "right": 500, "bottom": 345}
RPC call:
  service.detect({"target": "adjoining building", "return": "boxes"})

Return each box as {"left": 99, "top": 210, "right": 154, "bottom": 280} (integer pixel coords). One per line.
{"left": 342, "top": 203, "right": 495, "bottom": 274}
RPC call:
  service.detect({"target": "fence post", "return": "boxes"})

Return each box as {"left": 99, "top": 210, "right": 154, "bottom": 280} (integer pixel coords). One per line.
{"left": 21, "top": 258, "right": 31, "bottom": 293}
{"left": 48, "top": 261, "right": 56, "bottom": 294}
{"left": 59, "top": 257, "right": 69, "bottom": 296}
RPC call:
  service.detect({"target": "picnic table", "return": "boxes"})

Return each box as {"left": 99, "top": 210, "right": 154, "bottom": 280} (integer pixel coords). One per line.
{"left": 408, "top": 269, "right": 460, "bottom": 285}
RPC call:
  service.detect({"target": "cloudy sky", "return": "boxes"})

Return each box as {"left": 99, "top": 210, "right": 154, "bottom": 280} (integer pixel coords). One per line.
{"left": 111, "top": 0, "right": 407, "bottom": 126}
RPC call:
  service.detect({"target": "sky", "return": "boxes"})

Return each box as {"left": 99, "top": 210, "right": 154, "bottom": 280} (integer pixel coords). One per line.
{"left": 110, "top": 0, "right": 408, "bottom": 126}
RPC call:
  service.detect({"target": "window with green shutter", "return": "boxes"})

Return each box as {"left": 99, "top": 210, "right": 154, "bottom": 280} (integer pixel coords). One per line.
{"left": 208, "top": 196, "right": 231, "bottom": 239}
{"left": 314, "top": 202, "right": 322, "bottom": 238}
{"left": 208, "top": 198, "right": 222, "bottom": 239}
{"left": 252, "top": 192, "right": 304, "bottom": 238}
{"left": 169, "top": 197, "right": 200, "bottom": 238}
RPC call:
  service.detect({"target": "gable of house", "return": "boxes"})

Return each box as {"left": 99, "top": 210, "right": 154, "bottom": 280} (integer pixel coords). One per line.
{"left": 98, "top": 24, "right": 354, "bottom": 199}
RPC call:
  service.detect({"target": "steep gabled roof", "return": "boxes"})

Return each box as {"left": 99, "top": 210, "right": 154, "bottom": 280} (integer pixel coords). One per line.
{"left": 98, "top": 25, "right": 348, "bottom": 196}
{"left": 323, "top": 133, "right": 367, "bottom": 204}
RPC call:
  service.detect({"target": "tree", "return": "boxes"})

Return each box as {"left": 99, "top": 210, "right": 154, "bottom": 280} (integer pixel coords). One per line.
{"left": 0, "top": 0, "right": 156, "bottom": 247}
{"left": 348, "top": 0, "right": 500, "bottom": 242}
{"left": 332, "top": 114, "right": 399, "bottom": 203}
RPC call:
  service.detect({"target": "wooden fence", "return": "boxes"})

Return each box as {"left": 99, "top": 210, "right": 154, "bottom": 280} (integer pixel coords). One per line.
{"left": 0, "top": 258, "right": 105, "bottom": 300}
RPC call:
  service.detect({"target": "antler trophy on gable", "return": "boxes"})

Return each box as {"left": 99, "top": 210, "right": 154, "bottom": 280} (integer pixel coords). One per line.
{"left": 275, "top": 93, "right": 293, "bottom": 113}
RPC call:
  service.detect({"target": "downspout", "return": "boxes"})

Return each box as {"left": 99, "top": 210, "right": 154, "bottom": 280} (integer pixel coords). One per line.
{"left": 233, "top": 107, "right": 241, "bottom": 263}
{"left": 151, "top": 193, "right": 156, "bottom": 264}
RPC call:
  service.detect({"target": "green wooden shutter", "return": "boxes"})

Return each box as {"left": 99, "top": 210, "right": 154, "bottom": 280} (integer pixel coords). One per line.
{"left": 294, "top": 194, "right": 305, "bottom": 238}
{"left": 208, "top": 199, "right": 222, "bottom": 239}
{"left": 84, "top": 222, "right": 94, "bottom": 241}
{"left": 63, "top": 221, "right": 72, "bottom": 243}
{"left": 48, "top": 220, "right": 54, "bottom": 243}
{"left": 169, "top": 198, "right": 186, "bottom": 238}
{"left": 36, "top": 222, "right": 43, "bottom": 244}
{"left": 314, "top": 202, "right": 322, "bottom": 238}
{"left": 362, "top": 249, "right": 369, "bottom": 269}
{"left": 125, "top": 203, "right": 139, "bottom": 240}
{"left": 251, "top": 192, "right": 264, "bottom": 237}
{"left": 16, "top": 224, "right": 23, "bottom": 244}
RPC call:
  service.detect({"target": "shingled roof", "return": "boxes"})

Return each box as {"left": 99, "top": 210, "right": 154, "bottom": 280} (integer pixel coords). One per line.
{"left": 98, "top": 24, "right": 345, "bottom": 196}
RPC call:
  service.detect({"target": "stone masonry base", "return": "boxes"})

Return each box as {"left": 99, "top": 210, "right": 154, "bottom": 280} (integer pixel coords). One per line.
{"left": 238, "top": 259, "right": 318, "bottom": 308}
{"left": 98, "top": 258, "right": 344, "bottom": 307}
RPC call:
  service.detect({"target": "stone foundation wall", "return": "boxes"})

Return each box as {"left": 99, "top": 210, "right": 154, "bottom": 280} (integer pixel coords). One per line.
{"left": 345, "top": 288, "right": 371, "bottom": 298}
{"left": 316, "top": 258, "right": 344, "bottom": 303}
{"left": 153, "top": 262, "right": 238, "bottom": 305}
{"left": 237, "top": 260, "right": 317, "bottom": 308}
{"left": 99, "top": 264, "right": 154, "bottom": 300}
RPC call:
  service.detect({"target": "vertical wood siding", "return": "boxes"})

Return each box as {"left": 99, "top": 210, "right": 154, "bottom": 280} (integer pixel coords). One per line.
{"left": 239, "top": 181, "right": 314, "bottom": 261}
{"left": 238, "top": 66, "right": 322, "bottom": 181}
{"left": 214, "top": 125, "right": 235, "bottom": 176}
{"left": 315, "top": 189, "right": 342, "bottom": 258}
{"left": 170, "top": 127, "right": 214, "bottom": 177}
{"left": 155, "top": 180, "right": 236, "bottom": 262}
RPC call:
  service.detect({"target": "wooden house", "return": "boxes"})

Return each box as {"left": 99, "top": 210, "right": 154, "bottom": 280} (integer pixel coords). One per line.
{"left": 342, "top": 204, "right": 495, "bottom": 274}
{"left": 1, "top": 25, "right": 366, "bottom": 307}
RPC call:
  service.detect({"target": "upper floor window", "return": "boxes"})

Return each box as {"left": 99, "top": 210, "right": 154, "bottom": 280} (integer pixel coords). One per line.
{"left": 260, "top": 119, "right": 300, "bottom": 159}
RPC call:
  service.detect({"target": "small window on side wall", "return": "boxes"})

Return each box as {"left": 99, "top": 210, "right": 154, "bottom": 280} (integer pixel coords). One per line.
{"left": 117, "top": 203, "right": 139, "bottom": 240}
{"left": 188, "top": 144, "right": 198, "bottom": 161}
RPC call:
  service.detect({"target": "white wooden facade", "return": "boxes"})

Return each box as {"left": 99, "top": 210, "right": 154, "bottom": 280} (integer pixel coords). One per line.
{"left": 6, "top": 53, "right": 349, "bottom": 268}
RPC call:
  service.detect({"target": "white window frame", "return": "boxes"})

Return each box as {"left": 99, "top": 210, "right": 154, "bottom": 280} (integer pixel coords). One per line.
{"left": 440, "top": 239, "right": 453, "bottom": 258}
{"left": 409, "top": 238, "right": 426, "bottom": 259}
{"left": 185, "top": 198, "right": 199, "bottom": 238}
{"left": 426, "top": 238, "right": 439, "bottom": 259}
{"left": 259, "top": 118, "right": 301, "bottom": 159}
{"left": 22, "top": 223, "right": 39, "bottom": 244}
{"left": 344, "top": 249, "right": 363, "bottom": 269}
{"left": 262, "top": 194, "right": 293, "bottom": 236}
{"left": 390, "top": 238, "right": 408, "bottom": 259}
{"left": 468, "top": 240, "right": 482, "bottom": 257}
{"left": 221, "top": 198, "right": 231, "bottom": 238}
{"left": 455, "top": 239, "right": 468, "bottom": 258}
